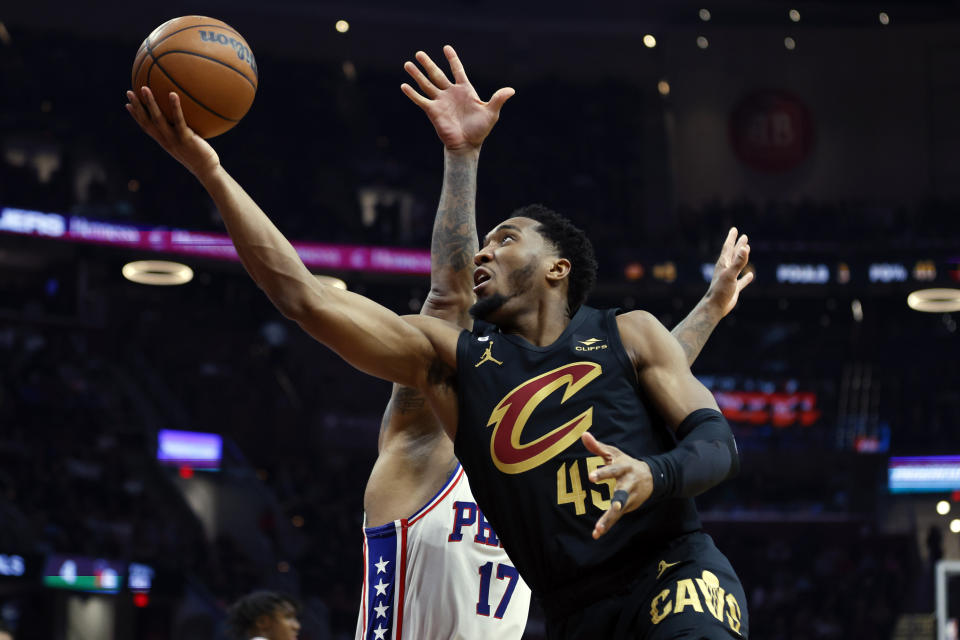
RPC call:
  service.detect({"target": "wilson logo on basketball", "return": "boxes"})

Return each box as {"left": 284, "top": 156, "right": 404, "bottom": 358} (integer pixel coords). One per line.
{"left": 198, "top": 31, "right": 257, "bottom": 71}
{"left": 487, "top": 362, "right": 602, "bottom": 474}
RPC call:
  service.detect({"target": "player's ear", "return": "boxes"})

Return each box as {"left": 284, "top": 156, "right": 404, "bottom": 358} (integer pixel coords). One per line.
{"left": 546, "top": 257, "right": 571, "bottom": 283}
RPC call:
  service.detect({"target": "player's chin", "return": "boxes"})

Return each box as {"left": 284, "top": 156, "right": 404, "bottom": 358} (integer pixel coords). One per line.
{"left": 469, "top": 292, "right": 507, "bottom": 320}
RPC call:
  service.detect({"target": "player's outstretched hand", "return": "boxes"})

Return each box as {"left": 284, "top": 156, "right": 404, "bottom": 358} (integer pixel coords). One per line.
{"left": 401, "top": 45, "right": 514, "bottom": 153}
{"left": 582, "top": 432, "right": 654, "bottom": 540}
{"left": 704, "top": 227, "right": 753, "bottom": 318}
{"left": 126, "top": 87, "right": 221, "bottom": 180}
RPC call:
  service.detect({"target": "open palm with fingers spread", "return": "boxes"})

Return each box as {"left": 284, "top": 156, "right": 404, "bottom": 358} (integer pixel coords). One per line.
{"left": 401, "top": 45, "right": 515, "bottom": 152}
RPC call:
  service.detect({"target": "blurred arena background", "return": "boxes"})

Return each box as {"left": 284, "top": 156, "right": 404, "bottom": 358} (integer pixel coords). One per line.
{"left": 1, "top": 0, "right": 960, "bottom": 638}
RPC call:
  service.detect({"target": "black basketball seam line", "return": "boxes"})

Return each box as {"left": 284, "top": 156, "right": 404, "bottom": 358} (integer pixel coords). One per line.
{"left": 146, "top": 50, "right": 239, "bottom": 123}
{"left": 132, "top": 46, "right": 150, "bottom": 88}
{"left": 148, "top": 22, "right": 244, "bottom": 51}
{"left": 153, "top": 50, "right": 257, "bottom": 91}
{"left": 147, "top": 23, "right": 258, "bottom": 83}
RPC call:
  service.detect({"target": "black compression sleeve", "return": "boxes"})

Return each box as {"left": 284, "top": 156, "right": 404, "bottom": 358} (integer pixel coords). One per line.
{"left": 639, "top": 408, "right": 740, "bottom": 503}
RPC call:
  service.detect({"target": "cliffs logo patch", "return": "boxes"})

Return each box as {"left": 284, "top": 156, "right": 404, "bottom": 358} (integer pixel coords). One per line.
{"left": 487, "top": 362, "right": 602, "bottom": 474}
{"left": 573, "top": 335, "right": 608, "bottom": 353}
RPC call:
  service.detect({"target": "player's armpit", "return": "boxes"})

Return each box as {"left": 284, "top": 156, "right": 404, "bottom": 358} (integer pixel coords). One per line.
{"left": 290, "top": 283, "right": 460, "bottom": 392}
{"left": 617, "top": 310, "right": 720, "bottom": 429}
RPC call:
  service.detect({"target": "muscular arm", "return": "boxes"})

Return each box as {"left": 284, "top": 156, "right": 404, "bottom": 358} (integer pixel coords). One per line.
{"left": 126, "top": 88, "right": 456, "bottom": 393}
{"left": 585, "top": 311, "right": 739, "bottom": 538}
{"left": 670, "top": 227, "right": 753, "bottom": 366}
{"left": 202, "top": 165, "right": 459, "bottom": 389}
{"left": 378, "top": 149, "right": 479, "bottom": 450}
{"left": 421, "top": 149, "right": 480, "bottom": 326}
{"left": 367, "top": 47, "right": 511, "bottom": 524}
{"left": 670, "top": 301, "right": 723, "bottom": 367}
{"left": 628, "top": 316, "right": 738, "bottom": 503}
{"left": 378, "top": 45, "right": 513, "bottom": 443}
{"left": 621, "top": 311, "right": 720, "bottom": 427}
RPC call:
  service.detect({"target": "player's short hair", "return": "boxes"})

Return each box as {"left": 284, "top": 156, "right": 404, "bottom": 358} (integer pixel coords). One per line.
{"left": 513, "top": 204, "right": 598, "bottom": 315}
{"left": 225, "top": 591, "right": 299, "bottom": 640}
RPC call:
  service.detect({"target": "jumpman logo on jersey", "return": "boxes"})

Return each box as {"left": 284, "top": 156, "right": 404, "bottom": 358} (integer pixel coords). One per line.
{"left": 657, "top": 559, "right": 681, "bottom": 579}
{"left": 475, "top": 341, "right": 504, "bottom": 368}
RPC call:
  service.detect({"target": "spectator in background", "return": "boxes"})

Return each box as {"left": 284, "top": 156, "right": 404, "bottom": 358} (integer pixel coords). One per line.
{"left": 225, "top": 591, "right": 301, "bottom": 640}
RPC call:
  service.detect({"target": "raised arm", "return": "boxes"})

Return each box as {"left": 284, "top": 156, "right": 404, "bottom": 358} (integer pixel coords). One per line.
{"left": 402, "top": 45, "right": 514, "bottom": 326}
{"left": 670, "top": 227, "right": 753, "bottom": 366}
{"left": 364, "top": 48, "right": 513, "bottom": 523}
{"left": 373, "top": 47, "right": 511, "bottom": 453}
{"left": 125, "top": 87, "right": 458, "bottom": 391}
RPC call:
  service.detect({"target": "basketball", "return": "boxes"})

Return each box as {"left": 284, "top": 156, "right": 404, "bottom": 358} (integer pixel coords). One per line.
{"left": 131, "top": 16, "right": 258, "bottom": 138}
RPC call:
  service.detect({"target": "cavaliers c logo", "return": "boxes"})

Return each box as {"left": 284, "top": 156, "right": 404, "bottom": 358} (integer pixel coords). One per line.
{"left": 487, "top": 362, "right": 602, "bottom": 474}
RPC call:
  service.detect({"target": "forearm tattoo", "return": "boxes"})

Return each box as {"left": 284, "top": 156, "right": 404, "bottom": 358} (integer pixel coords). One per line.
{"left": 671, "top": 312, "right": 717, "bottom": 366}
{"left": 431, "top": 153, "right": 479, "bottom": 274}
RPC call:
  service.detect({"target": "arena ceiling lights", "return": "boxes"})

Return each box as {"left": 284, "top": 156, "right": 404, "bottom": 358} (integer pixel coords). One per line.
{"left": 907, "top": 288, "right": 960, "bottom": 313}
{"left": 122, "top": 260, "right": 194, "bottom": 286}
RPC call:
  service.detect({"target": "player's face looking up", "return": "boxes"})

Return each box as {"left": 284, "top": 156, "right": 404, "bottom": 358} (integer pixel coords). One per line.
{"left": 470, "top": 217, "right": 563, "bottom": 322}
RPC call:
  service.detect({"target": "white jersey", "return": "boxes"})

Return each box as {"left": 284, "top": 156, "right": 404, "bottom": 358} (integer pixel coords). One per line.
{"left": 355, "top": 464, "right": 531, "bottom": 640}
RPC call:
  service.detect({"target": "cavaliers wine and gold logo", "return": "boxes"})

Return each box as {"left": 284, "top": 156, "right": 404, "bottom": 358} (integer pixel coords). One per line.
{"left": 486, "top": 362, "right": 602, "bottom": 474}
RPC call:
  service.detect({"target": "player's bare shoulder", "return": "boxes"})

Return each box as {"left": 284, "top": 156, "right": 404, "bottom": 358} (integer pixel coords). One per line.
{"left": 615, "top": 309, "right": 676, "bottom": 370}
{"left": 401, "top": 314, "right": 462, "bottom": 375}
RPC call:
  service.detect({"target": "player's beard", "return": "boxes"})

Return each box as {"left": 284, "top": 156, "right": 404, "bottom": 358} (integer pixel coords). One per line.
{"left": 469, "top": 292, "right": 510, "bottom": 320}
{"left": 470, "top": 258, "right": 538, "bottom": 321}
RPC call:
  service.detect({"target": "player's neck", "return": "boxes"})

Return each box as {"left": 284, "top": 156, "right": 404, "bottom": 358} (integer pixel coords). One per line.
{"left": 499, "top": 298, "right": 571, "bottom": 347}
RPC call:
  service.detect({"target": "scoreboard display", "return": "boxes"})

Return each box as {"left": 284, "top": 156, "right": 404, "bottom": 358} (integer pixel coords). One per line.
{"left": 43, "top": 555, "right": 125, "bottom": 594}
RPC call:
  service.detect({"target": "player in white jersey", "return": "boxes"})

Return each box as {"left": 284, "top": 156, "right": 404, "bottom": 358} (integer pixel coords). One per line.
{"left": 357, "top": 465, "right": 530, "bottom": 639}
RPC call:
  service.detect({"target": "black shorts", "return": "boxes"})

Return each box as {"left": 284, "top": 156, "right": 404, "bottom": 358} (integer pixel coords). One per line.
{"left": 544, "top": 532, "right": 748, "bottom": 640}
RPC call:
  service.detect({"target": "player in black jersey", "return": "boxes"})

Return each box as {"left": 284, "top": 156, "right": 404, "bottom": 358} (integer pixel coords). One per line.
{"left": 126, "top": 46, "right": 752, "bottom": 639}
{"left": 456, "top": 208, "right": 749, "bottom": 639}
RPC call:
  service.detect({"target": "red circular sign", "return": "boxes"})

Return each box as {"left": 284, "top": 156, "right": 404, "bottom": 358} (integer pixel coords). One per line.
{"left": 729, "top": 90, "right": 815, "bottom": 172}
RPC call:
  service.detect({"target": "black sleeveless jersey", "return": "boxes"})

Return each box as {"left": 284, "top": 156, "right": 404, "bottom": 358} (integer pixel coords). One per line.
{"left": 454, "top": 306, "right": 702, "bottom": 600}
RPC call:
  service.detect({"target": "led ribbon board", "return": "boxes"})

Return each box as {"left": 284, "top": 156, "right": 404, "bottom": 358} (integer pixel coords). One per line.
{"left": 0, "top": 207, "right": 430, "bottom": 275}
{"left": 889, "top": 456, "right": 960, "bottom": 493}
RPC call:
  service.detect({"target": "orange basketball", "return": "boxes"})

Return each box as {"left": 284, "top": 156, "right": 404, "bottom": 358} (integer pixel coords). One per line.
{"left": 132, "top": 16, "right": 258, "bottom": 138}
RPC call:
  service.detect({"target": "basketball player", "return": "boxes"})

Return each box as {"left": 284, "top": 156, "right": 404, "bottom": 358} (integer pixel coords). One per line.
{"left": 225, "top": 591, "right": 301, "bottom": 640}
{"left": 126, "top": 45, "right": 753, "bottom": 639}
{"left": 358, "top": 48, "right": 750, "bottom": 640}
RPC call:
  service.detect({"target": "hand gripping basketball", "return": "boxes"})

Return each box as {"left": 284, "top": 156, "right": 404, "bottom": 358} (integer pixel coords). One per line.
{"left": 126, "top": 87, "right": 221, "bottom": 180}
{"left": 581, "top": 432, "right": 655, "bottom": 540}
{"left": 131, "top": 16, "right": 258, "bottom": 139}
